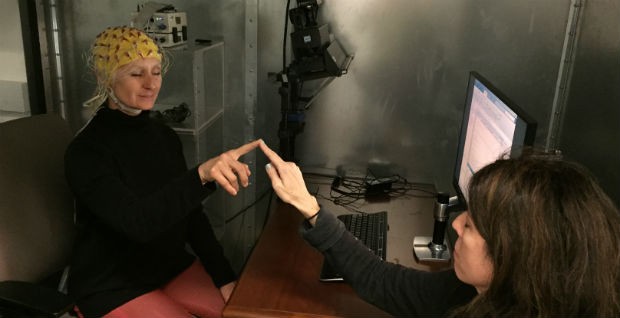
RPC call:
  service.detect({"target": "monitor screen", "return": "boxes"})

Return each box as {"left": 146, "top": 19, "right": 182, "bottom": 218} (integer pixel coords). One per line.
{"left": 453, "top": 72, "right": 537, "bottom": 207}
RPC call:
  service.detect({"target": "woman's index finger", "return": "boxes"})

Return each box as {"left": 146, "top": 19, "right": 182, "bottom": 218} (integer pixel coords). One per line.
{"left": 231, "top": 139, "right": 262, "bottom": 159}
{"left": 259, "top": 141, "right": 286, "bottom": 166}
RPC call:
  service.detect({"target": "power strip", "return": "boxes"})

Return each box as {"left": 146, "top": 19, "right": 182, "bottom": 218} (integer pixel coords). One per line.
{"left": 364, "top": 176, "right": 399, "bottom": 197}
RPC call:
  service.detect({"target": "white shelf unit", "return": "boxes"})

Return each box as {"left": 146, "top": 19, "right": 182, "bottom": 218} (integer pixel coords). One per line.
{"left": 155, "top": 40, "right": 227, "bottom": 238}
{"left": 155, "top": 40, "right": 224, "bottom": 167}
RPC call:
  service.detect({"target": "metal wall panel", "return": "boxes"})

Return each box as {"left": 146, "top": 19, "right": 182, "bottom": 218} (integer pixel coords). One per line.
{"left": 559, "top": 0, "right": 620, "bottom": 205}
{"left": 258, "top": 0, "right": 571, "bottom": 192}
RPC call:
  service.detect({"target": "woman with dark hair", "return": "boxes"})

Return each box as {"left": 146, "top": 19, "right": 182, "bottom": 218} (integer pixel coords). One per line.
{"left": 259, "top": 141, "right": 620, "bottom": 317}
{"left": 453, "top": 151, "right": 620, "bottom": 316}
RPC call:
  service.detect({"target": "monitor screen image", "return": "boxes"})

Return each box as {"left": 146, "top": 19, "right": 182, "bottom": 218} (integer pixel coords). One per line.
{"left": 453, "top": 72, "right": 537, "bottom": 206}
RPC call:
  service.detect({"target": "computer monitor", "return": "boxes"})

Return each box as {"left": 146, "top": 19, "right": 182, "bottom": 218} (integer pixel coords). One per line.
{"left": 452, "top": 71, "right": 537, "bottom": 208}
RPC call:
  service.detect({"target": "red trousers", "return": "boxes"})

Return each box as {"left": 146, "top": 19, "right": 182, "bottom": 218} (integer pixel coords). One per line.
{"left": 92, "top": 260, "right": 225, "bottom": 318}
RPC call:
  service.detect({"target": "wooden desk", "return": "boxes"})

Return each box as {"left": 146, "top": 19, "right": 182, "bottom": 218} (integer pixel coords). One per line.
{"left": 223, "top": 177, "right": 450, "bottom": 318}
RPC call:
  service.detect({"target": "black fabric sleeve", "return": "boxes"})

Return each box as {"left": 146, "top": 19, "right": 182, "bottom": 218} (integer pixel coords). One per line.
{"left": 65, "top": 142, "right": 215, "bottom": 243}
{"left": 187, "top": 209, "right": 237, "bottom": 287}
{"left": 301, "top": 210, "right": 477, "bottom": 317}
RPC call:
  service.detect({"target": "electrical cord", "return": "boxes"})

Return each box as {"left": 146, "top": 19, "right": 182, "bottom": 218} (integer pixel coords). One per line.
{"left": 225, "top": 187, "right": 274, "bottom": 224}
{"left": 283, "top": 0, "right": 292, "bottom": 71}
{"left": 364, "top": 169, "right": 437, "bottom": 198}
{"left": 221, "top": 170, "right": 435, "bottom": 220}
{"left": 226, "top": 187, "right": 273, "bottom": 268}
{"left": 231, "top": 188, "right": 276, "bottom": 270}
{"left": 303, "top": 170, "right": 437, "bottom": 212}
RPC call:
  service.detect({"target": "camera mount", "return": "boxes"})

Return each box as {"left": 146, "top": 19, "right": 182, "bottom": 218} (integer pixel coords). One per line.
{"left": 273, "top": 0, "right": 353, "bottom": 161}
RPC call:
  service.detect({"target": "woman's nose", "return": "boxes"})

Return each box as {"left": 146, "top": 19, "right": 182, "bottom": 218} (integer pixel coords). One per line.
{"left": 143, "top": 75, "right": 158, "bottom": 89}
{"left": 452, "top": 212, "right": 465, "bottom": 235}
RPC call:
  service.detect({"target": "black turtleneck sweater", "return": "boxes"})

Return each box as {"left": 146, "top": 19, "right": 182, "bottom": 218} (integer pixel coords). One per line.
{"left": 64, "top": 107, "right": 236, "bottom": 317}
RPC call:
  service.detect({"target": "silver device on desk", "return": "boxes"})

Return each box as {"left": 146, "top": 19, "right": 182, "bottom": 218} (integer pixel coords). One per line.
{"left": 412, "top": 193, "right": 454, "bottom": 262}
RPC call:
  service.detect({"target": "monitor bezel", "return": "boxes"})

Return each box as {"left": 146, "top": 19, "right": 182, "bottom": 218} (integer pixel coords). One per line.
{"left": 452, "top": 71, "right": 537, "bottom": 210}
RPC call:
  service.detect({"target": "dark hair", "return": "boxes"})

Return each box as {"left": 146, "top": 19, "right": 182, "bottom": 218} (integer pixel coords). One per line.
{"left": 453, "top": 150, "right": 620, "bottom": 316}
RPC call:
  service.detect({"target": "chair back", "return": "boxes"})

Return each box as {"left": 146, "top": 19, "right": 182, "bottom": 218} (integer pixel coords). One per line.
{"left": 0, "top": 114, "right": 76, "bottom": 283}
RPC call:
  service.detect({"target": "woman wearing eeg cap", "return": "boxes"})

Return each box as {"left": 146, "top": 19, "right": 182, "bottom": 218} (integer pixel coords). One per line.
{"left": 65, "top": 26, "right": 260, "bottom": 317}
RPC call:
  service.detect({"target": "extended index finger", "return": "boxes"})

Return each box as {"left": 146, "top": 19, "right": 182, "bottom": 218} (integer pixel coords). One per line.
{"left": 230, "top": 139, "right": 262, "bottom": 159}
{"left": 259, "top": 141, "right": 286, "bottom": 166}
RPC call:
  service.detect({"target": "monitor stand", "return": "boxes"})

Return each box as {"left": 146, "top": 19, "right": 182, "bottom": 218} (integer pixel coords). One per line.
{"left": 413, "top": 194, "right": 460, "bottom": 262}
{"left": 413, "top": 236, "right": 451, "bottom": 262}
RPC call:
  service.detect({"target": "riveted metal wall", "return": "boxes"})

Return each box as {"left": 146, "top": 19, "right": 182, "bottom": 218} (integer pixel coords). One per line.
{"left": 258, "top": 0, "right": 573, "bottom": 193}
{"left": 559, "top": 0, "right": 620, "bottom": 205}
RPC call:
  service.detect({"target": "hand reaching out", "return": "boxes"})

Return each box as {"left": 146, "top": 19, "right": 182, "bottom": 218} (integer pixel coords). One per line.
{"left": 259, "top": 141, "right": 320, "bottom": 220}
{"left": 198, "top": 140, "right": 262, "bottom": 196}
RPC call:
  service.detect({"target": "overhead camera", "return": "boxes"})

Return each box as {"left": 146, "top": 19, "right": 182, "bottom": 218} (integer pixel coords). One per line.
{"left": 288, "top": 0, "right": 352, "bottom": 80}
{"left": 273, "top": 0, "right": 354, "bottom": 161}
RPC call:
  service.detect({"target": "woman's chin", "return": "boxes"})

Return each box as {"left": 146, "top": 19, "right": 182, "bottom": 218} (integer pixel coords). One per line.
{"left": 135, "top": 103, "right": 155, "bottom": 111}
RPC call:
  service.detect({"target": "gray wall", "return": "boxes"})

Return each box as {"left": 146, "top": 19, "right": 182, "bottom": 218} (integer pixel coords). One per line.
{"left": 259, "top": 0, "right": 571, "bottom": 193}
{"left": 0, "top": 0, "right": 26, "bottom": 83}
{"left": 559, "top": 0, "right": 620, "bottom": 205}
{"left": 0, "top": 0, "right": 28, "bottom": 122}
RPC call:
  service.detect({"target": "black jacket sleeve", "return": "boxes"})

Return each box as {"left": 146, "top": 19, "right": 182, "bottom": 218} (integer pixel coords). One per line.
{"left": 187, "top": 205, "right": 237, "bottom": 287}
{"left": 301, "top": 210, "right": 477, "bottom": 317}
{"left": 65, "top": 140, "right": 215, "bottom": 243}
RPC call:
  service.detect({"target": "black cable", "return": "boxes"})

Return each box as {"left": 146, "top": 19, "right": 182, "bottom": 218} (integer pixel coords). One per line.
{"left": 305, "top": 169, "right": 437, "bottom": 210}
{"left": 364, "top": 169, "right": 437, "bottom": 198}
{"left": 225, "top": 187, "right": 274, "bottom": 224}
{"left": 261, "top": 190, "right": 275, "bottom": 230}
{"left": 315, "top": 193, "right": 368, "bottom": 214}
{"left": 283, "top": 0, "right": 292, "bottom": 71}
{"left": 236, "top": 189, "right": 276, "bottom": 270}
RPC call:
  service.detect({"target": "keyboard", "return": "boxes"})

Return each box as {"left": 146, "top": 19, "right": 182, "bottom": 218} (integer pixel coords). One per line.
{"left": 319, "top": 211, "right": 388, "bottom": 282}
